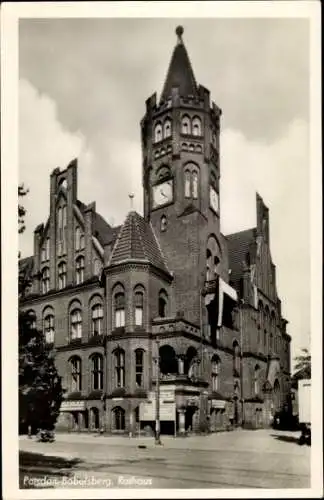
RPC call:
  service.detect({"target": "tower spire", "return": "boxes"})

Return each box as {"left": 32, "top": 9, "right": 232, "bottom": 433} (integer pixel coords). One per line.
{"left": 160, "top": 26, "right": 197, "bottom": 103}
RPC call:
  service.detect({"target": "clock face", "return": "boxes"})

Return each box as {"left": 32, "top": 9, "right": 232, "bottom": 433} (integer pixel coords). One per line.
{"left": 152, "top": 180, "right": 173, "bottom": 208}
{"left": 210, "top": 186, "right": 219, "bottom": 213}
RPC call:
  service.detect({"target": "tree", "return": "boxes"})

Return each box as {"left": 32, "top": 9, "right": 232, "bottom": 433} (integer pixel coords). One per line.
{"left": 293, "top": 348, "right": 311, "bottom": 379}
{"left": 19, "top": 310, "right": 64, "bottom": 435}
{"left": 18, "top": 185, "right": 64, "bottom": 437}
{"left": 18, "top": 184, "right": 29, "bottom": 235}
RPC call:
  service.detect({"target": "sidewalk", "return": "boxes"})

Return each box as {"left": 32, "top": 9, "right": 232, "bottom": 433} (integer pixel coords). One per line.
{"left": 20, "top": 428, "right": 306, "bottom": 454}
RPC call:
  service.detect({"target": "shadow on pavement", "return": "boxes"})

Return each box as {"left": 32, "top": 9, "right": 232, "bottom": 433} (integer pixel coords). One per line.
{"left": 270, "top": 434, "right": 300, "bottom": 444}
{"left": 19, "top": 450, "right": 83, "bottom": 488}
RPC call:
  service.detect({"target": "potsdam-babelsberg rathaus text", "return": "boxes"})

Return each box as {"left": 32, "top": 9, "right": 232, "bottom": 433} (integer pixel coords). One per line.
{"left": 19, "top": 26, "right": 291, "bottom": 436}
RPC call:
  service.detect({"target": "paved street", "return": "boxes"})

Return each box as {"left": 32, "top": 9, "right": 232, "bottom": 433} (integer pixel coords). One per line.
{"left": 19, "top": 429, "right": 310, "bottom": 489}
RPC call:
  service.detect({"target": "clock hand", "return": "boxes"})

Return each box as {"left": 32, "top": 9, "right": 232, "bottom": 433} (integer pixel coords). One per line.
{"left": 160, "top": 190, "right": 167, "bottom": 198}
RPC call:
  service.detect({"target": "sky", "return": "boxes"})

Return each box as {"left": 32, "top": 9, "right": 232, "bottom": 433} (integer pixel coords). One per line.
{"left": 18, "top": 17, "right": 310, "bottom": 363}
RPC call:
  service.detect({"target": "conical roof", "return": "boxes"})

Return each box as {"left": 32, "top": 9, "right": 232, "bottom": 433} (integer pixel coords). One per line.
{"left": 160, "top": 26, "right": 198, "bottom": 103}
{"left": 109, "top": 211, "right": 171, "bottom": 275}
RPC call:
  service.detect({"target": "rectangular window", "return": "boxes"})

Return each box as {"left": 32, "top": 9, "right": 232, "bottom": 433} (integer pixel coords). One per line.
{"left": 115, "top": 309, "right": 125, "bottom": 328}
{"left": 135, "top": 350, "right": 144, "bottom": 387}
{"left": 135, "top": 307, "right": 143, "bottom": 326}
{"left": 212, "top": 374, "right": 218, "bottom": 392}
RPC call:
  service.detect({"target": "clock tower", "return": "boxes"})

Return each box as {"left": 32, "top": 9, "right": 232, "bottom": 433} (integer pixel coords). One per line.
{"left": 141, "top": 26, "right": 229, "bottom": 326}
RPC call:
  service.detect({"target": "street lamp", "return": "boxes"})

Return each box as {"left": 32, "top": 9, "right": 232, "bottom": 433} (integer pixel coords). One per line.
{"left": 154, "top": 337, "right": 162, "bottom": 445}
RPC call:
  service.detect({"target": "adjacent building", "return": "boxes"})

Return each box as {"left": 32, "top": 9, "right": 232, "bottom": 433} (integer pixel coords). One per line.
{"left": 19, "top": 27, "right": 291, "bottom": 435}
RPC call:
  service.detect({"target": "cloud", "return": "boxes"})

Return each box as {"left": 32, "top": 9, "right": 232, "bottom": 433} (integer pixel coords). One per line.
{"left": 19, "top": 78, "right": 310, "bottom": 363}
{"left": 19, "top": 78, "right": 89, "bottom": 257}
{"left": 221, "top": 119, "right": 310, "bottom": 358}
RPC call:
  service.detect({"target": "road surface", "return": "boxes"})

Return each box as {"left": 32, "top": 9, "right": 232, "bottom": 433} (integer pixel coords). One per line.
{"left": 19, "top": 429, "right": 310, "bottom": 489}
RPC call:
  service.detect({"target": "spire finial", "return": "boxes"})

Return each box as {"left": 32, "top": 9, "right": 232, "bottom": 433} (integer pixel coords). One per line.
{"left": 128, "top": 193, "right": 134, "bottom": 210}
{"left": 175, "top": 25, "right": 184, "bottom": 44}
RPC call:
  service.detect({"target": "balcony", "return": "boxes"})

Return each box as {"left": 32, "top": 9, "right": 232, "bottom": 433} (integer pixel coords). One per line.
{"left": 153, "top": 373, "right": 208, "bottom": 389}
{"left": 152, "top": 317, "right": 200, "bottom": 337}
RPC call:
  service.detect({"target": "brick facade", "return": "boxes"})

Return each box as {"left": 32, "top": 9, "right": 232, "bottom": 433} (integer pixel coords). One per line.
{"left": 19, "top": 27, "right": 291, "bottom": 435}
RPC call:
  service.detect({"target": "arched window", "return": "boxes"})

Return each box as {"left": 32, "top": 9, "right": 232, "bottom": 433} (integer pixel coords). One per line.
{"left": 90, "top": 354, "right": 103, "bottom": 390}
{"left": 70, "top": 357, "right": 82, "bottom": 392}
{"left": 211, "top": 356, "right": 220, "bottom": 392}
{"left": 135, "top": 349, "right": 144, "bottom": 387}
{"left": 192, "top": 171, "right": 199, "bottom": 199}
{"left": 184, "top": 164, "right": 200, "bottom": 199}
{"left": 160, "top": 215, "right": 167, "bottom": 232}
{"left": 181, "top": 116, "right": 191, "bottom": 135}
{"left": 41, "top": 267, "right": 50, "bottom": 294}
{"left": 90, "top": 407, "right": 100, "bottom": 429}
{"left": 254, "top": 365, "right": 260, "bottom": 395}
{"left": 185, "top": 346, "right": 198, "bottom": 377}
{"left": 184, "top": 170, "right": 191, "bottom": 198}
{"left": 76, "top": 256, "right": 85, "bottom": 285}
{"left": 158, "top": 290, "right": 168, "bottom": 318}
{"left": 114, "top": 349, "right": 125, "bottom": 388}
{"left": 75, "top": 226, "right": 85, "bottom": 251}
{"left": 273, "top": 379, "right": 281, "bottom": 411}
{"left": 192, "top": 116, "right": 202, "bottom": 136}
{"left": 26, "top": 309, "right": 37, "bottom": 329}
{"left": 58, "top": 261, "right": 67, "bottom": 290}
{"left": 92, "top": 304, "right": 103, "bottom": 335}
{"left": 233, "top": 341, "right": 240, "bottom": 376}
{"left": 41, "top": 237, "right": 50, "bottom": 262}
{"left": 93, "top": 258, "right": 102, "bottom": 277}
{"left": 156, "top": 165, "right": 171, "bottom": 181}
{"left": 206, "top": 249, "right": 212, "bottom": 281}
{"left": 43, "top": 314, "right": 55, "bottom": 344}
{"left": 159, "top": 345, "right": 178, "bottom": 375}
{"left": 154, "top": 123, "right": 162, "bottom": 143}
{"left": 70, "top": 309, "right": 82, "bottom": 339}
{"left": 114, "top": 292, "right": 125, "bottom": 328}
{"left": 213, "top": 256, "right": 220, "bottom": 277}
{"left": 112, "top": 407, "right": 125, "bottom": 430}
{"left": 57, "top": 205, "right": 67, "bottom": 256}
{"left": 134, "top": 290, "right": 144, "bottom": 327}
{"left": 163, "top": 119, "right": 172, "bottom": 138}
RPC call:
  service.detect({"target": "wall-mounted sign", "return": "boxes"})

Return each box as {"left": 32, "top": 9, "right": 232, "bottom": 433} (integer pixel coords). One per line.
{"left": 60, "top": 400, "right": 85, "bottom": 412}
{"left": 211, "top": 400, "right": 226, "bottom": 409}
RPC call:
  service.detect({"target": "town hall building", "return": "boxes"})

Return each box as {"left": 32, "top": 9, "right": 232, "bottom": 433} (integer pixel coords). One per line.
{"left": 19, "top": 26, "right": 291, "bottom": 435}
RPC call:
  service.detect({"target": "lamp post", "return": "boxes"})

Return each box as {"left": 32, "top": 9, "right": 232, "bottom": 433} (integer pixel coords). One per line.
{"left": 154, "top": 337, "right": 162, "bottom": 445}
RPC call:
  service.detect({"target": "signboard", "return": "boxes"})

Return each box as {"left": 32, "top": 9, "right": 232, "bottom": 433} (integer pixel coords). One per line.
{"left": 60, "top": 400, "right": 85, "bottom": 412}
{"left": 140, "top": 400, "right": 176, "bottom": 421}
{"left": 298, "top": 379, "right": 311, "bottom": 424}
{"left": 211, "top": 400, "right": 226, "bottom": 409}
{"left": 141, "top": 387, "right": 176, "bottom": 421}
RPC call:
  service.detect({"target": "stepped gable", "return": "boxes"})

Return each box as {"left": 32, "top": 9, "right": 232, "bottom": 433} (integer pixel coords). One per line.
{"left": 109, "top": 211, "right": 171, "bottom": 275}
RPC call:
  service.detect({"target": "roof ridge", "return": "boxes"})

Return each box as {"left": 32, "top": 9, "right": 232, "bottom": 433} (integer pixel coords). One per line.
{"left": 133, "top": 212, "right": 148, "bottom": 260}
{"left": 107, "top": 222, "right": 124, "bottom": 266}
{"left": 149, "top": 221, "right": 172, "bottom": 275}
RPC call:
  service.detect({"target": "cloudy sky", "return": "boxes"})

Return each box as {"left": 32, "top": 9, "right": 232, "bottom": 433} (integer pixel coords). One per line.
{"left": 18, "top": 17, "right": 310, "bottom": 362}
